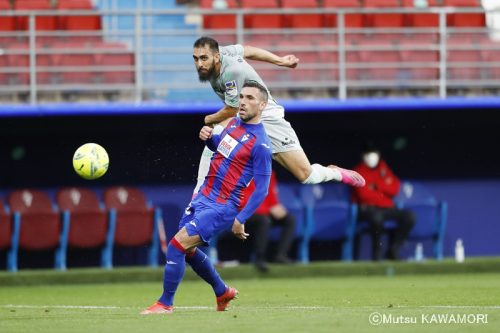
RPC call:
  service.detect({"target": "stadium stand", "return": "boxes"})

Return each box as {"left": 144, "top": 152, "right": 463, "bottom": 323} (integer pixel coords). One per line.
{"left": 56, "top": 187, "right": 114, "bottom": 269}
{"left": 299, "top": 183, "right": 357, "bottom": 263}
{"left": 103, "top": 186, "right": 161, "bottom": 268}
{"left": 7, "top": 189, "right": 63, "bottom": 272}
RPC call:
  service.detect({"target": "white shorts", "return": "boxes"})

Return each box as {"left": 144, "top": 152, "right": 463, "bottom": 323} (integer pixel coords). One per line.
{"left": 261, "top": 116, "right": 302, "bottom": 154}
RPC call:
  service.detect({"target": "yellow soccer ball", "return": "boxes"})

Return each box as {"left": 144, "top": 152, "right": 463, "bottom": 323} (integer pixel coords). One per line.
{"left": 72, "top": 143, "right": 109, "bottom": 180}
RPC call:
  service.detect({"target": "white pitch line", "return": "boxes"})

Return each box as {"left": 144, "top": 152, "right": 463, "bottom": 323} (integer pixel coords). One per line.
{"left": 2, "top": 304, "right": 328, "bottom": 311}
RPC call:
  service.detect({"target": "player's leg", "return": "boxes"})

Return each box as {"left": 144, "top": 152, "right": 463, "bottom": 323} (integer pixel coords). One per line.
{"left": 263, "top": 117, "right": 364, "bottom": 186}
{"left": 272, "top": 213, "right": 295, "bottom": 263}
{"left": 185, "top": 247, "right": 227, "bottom": 297}
{"left": 141, "top": 226, "right": 203, "bottom": 314}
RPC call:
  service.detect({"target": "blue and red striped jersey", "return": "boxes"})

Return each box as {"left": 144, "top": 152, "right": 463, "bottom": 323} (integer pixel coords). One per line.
{"left": 199, "top": 117, "right": 272, "bottom": 222}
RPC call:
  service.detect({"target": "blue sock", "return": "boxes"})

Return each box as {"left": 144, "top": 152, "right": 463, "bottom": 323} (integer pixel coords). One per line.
{"left": 186, "top": 248, "right": 227, "bottom": 297}
{"left": 158, "top": 239, "right": 186, "bottom": 306}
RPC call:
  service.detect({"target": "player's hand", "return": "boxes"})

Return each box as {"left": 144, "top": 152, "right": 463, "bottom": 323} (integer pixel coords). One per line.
{"left": 279, "top": 55, "right": 299, "bottom": 68}
{"left": 232, "top": 219, "right": 249, "bottom": 240}
{"left": 199, "top": 126, "right": 213, "bottom": 141}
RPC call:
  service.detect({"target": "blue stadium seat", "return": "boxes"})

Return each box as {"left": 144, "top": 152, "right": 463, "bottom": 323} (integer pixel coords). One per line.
{"left": 298, "top": 183, "right": 357, "bottom": 263}
{"left": 395, "top": 181, "right": 448, "bottom": 260}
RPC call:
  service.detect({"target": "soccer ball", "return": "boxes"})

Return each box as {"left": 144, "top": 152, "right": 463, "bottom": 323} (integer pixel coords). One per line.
{"left": 72, "top": 143, "right": 109, "bottom": 180}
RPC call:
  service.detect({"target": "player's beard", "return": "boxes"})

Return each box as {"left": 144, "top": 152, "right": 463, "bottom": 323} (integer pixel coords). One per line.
{"left": 197, "top": 60, "right": 216, "bottom": 82}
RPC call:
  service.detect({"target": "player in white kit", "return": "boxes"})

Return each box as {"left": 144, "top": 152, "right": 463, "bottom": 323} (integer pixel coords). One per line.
{"left": 192, "top": 37, "right": 365, "bottom": 192}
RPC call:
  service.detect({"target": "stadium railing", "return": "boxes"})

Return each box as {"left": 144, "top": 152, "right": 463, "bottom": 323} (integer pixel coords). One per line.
{"left": 0, "top": 5, "right": 499, "bottom": 104}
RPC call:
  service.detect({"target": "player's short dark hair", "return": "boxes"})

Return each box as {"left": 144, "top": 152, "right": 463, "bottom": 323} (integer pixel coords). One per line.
{"left": 193, "top": 36, "right": 219, "bottom": 54}
{"left": 242, "top": 80, "right": 269, "bottom": 102}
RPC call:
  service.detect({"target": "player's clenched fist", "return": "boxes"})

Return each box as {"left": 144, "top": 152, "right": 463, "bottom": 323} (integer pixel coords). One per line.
{"left": 199, "top": 126, "right": 213, "bottom": 141}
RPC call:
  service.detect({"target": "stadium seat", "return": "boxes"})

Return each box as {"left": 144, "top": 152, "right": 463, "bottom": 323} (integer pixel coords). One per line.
{"left": 93, "top": 42, "right": 135, "bottom": 84}
{"left": 323, "top": 0, "right": 364, "bottom": 28}
{"left": 0, "top": 199, "right": 11, "bottom": 251}
{"left": 14, "top": 0, "right": 57, "bottom": 31}
{"left": 5, "top": 42, "right": 50, "bottom": 86}
{"left": 298, "top": 184, "right": 357, "bottom": 263}
{"left": 277, "top": 40, "right": 322, "bottom": 81}
{"left": 57, "top": 0, "right": 102, "bottom": 31}
{"left": 200, "top": 0, "right": 238, "bottom": 30}
{"left": 281, "top": 0, "right": 324, "bottom": 29}
{"left": 56, "top": 187, "right": 114, "bottom": 269}
{"left": 240, "top": 0, "right": 283, "bottom": 29}
{"left": 479, "top": 39, "right": 500, "bottom": 80}
{"left": 357, "top": 39, "right": 401, "bottom": 80}
{"left": 394, "top": 181, "right": 448, "bottom": 260}
{"left": 447, "top": 49, "right": 482, "bottom": 80}
{"left": 270, "top": 184, "right": 305, "bottom": 252}
{"left": 402, "top": 0, "right": 440, "bottom": 28}
{"left": 104, "top": 186, "right": 160, "bottom": 267}
{"left": 0, "top": 1, "right": 15, "bottom": 32}
{"left": 7, "top": 189, "right": 63, "bottom": 272}
{"left": 364, "top": 0, "right": 405, "bottom": 28}
{"left": 51, "top": 42, "right": 94, "bottom": 84}
{"left": 399, "top": 38, "right": 439, "bottom": 80}
{"left": 444, "top": 0, "right": 485, "bottom": 27}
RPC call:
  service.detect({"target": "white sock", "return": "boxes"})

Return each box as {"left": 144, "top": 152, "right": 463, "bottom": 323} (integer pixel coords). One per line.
{"left": 301, "top": 163, "right": 342, "bottom": 184}
{"left": 193, "top": 125, "right": 223, "bottom": 194}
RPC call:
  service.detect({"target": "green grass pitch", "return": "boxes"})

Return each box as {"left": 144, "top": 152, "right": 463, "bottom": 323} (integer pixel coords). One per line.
{"left": 1, "top": 273, "right": 499, "bottom": 333}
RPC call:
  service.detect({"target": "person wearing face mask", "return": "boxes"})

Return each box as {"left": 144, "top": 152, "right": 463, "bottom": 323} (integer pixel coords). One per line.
{"left": 351, "top": 142, "right": 415, "bottom": 261}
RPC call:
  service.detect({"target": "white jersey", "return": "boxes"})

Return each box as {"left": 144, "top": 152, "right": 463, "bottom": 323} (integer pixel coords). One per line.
{"left": 209, "top": 44, "right": 285, "bottom": 120}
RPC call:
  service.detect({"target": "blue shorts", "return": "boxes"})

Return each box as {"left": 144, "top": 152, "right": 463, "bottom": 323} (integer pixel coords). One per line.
{"left": 178, "top": 195, "right": 239, "bottom": 244}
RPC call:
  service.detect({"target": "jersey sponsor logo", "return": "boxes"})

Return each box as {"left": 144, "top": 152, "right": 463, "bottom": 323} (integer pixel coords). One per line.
{"left": 281, "top": 137, "right": 297, "bottom": 147}
{"left": 225, "top": 80, "right": 238, "bottom": 97}
{"left": 217, "top": 134, "right": 239, "bottom": 158}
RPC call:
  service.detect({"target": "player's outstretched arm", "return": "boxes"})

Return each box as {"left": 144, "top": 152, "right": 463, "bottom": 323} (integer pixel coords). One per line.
{"left": 205, "top": 105, "right": 238, "bottom": 126}
{"left": 243, "top": 45, "right": 299, "bottom": 68}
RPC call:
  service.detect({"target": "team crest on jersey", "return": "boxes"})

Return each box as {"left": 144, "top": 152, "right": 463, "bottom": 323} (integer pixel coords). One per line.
{"left": 217, "top": 134, "right": 239, "bottom": 158}
{"left": 225, "top": 80, "right": 238, "bottom": 97}
{"left": 241, "top": 134, "right": 250, "bottom": 142}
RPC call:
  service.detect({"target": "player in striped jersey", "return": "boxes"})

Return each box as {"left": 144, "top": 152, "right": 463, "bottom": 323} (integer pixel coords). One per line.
{"left": 141, "top": 81, "right": 272, "bottom": 314}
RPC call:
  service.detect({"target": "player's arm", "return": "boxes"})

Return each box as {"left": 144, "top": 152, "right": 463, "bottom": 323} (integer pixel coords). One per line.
{"left": 243, "top": 45, "right": 299, "bottom": 68}
{"left": 199, "top": 125, "right": 221, "bottom": 151}
{"left": 204, "top": 104, "right": 238, "bottom": 127}
{"left": 232, "top": 173, "right": 271, "bottom": 240}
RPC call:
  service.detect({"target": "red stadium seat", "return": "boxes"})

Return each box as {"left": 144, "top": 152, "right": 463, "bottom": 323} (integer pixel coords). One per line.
{"left": 278, "top": 40, "right": 323, "bottom": 81}
{"left": 399, "top": 38, "right": 439, "bottom": 80}
{"left": 479, "top": 39, "right": 500, "bottom": 80}
{"left": 444, "top": 0, "right": 485, "bottom": 27}
{"left": 51, "top": 42, "right": 94, "bottom": 84}
{"left": 56, "top": 187, "right": 112, "bottom": 269}
{"left": 0, "top": 1, "right": 15, "bottom": 32}
{"left": 93, "top": 42, "right": 134, "bottom": 84}
{"left": 358, "top": 39, "right": 401, "bottom": 80}
{"left": 240, "top": 0, "right": 283, "bottom": 29}
{"left": 57, "top": 0, "right": 102, "bottom": 31}
{"left": 201, "top": 0, "right": 238, "bottom": 29}
{"left": 323, "top": 0, "right": 365, "bottom": 28}
{"left": 104, "top": 186, "right": 160, "bottom": 267}
{"left": 364, "top": 0, "right": 404, "bottom": 28}
{"left": 447, "top": 49, "right": 482, "bottom": 80}
{"left": 281, "top": 0, "right": 324, "bottom": 29}
{"left": 5, "top": 42, "right": 50, "bottom": 85}
{"left": 7, "top": 189, "right": 62, "bottom": 271}
{"left": 402, "top": 0, "right": 440, "bottom": 28}
{"left": 14, "top": 0, "right": 57, "bottom": 31}
{"left": 0, "top": 199, "right": 10, "bottom": 250}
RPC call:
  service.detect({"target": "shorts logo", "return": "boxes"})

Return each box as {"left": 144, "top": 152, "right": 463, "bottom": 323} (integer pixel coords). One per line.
{"left": 225, "top": 80, "right": 238, "bottom": 97}
{"left": 217, "top": 134, "right": 238, "bottom": 158}
{"left": 189, "top": 220, "right": 197, "bottom": 228}
{"left": 281, "top": 137, "right": 297, "bottom": 147}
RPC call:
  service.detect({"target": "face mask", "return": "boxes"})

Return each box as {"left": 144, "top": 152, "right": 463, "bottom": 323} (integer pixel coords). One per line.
{"left": 363, "top": 152, "right": 380, "bottom": 168}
